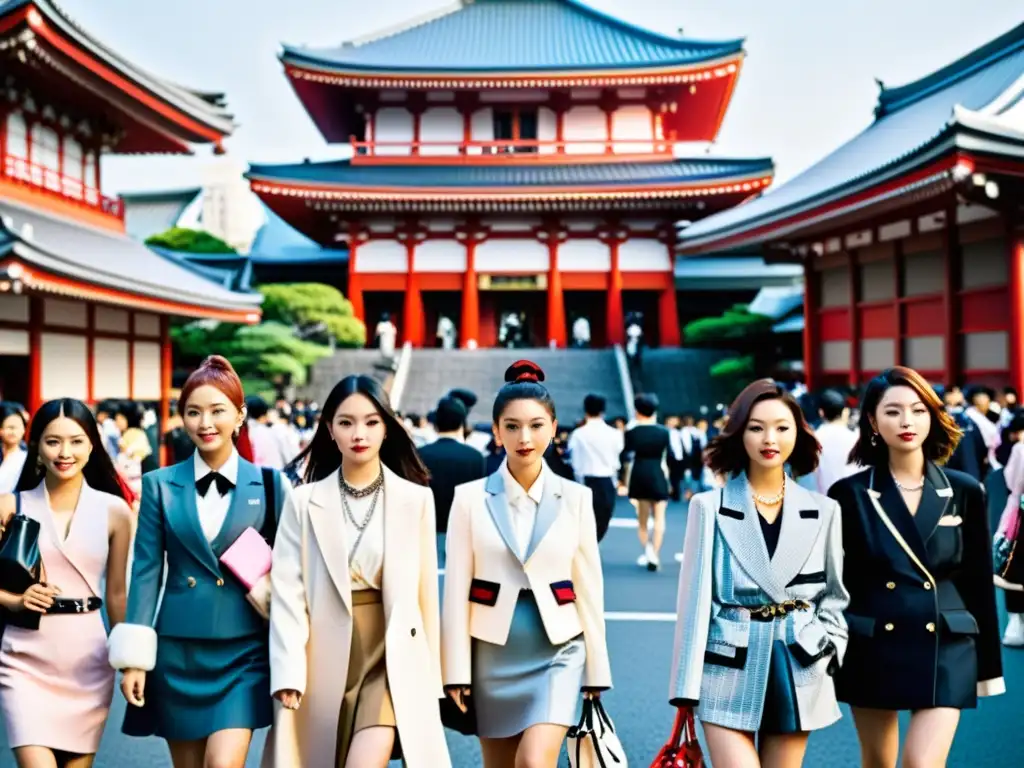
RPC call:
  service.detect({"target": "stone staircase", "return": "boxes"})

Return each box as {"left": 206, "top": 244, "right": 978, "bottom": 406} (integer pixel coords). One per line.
{"left": 631, "top": 348, "right": 735, "bottom": 417}
{"left": 298, "top": 349, "right": 395, "bottom": 405}
{"left": 398, "top": 348, "right": 628, "bottom": 426}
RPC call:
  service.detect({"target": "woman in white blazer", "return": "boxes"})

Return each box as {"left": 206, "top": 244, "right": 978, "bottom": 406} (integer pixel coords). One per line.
{"left": 266, "top": 375, "right": 450, "bottom": 768}
{"left": 443, "top": 360, "right": 612, "bottom": 768}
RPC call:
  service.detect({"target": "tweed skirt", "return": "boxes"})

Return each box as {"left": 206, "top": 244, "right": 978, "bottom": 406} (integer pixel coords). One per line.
{"left": 123, "top": 633, "right": 272, "bottom": 741}
{"left": 336, "top": 589, "right": 398, "bottom": 766}
{"left": 472, "top": 590, "right": 585, "bottom": 738}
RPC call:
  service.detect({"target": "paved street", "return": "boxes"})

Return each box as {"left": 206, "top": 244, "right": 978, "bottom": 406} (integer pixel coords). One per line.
{"left": 1, "top": 496, "right": 1021, "bottom": 766}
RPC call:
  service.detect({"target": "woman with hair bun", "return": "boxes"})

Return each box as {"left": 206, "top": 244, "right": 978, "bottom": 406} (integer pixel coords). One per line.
{"left": 108, "top": 355, "right": 292, "bottom": 768}
{"left": 443, "top": 360, "right": 612, "bottom": 768}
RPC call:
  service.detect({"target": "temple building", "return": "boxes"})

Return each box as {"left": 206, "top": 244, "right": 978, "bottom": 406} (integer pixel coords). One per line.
{"left": 0, "top": 0, "right": 260, "bottom": 415}
{"left": 248, "top": 0, "right": 774, "bottom": 349}
{"left": 679, "top": 21, "right": 1024, "bottom": 392}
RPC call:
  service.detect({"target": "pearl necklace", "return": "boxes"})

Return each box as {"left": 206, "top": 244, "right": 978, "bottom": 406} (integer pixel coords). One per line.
{"left": 891, "top": 472, "right": 925, "bottom": 492}
{"left": 752, "top": 476, "right": 786, "bottom": 506}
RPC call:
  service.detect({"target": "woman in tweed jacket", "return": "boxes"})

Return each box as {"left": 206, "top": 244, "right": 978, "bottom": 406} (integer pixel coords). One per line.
{"left": 669, "top": 380, "right": 849, "bottom": 767}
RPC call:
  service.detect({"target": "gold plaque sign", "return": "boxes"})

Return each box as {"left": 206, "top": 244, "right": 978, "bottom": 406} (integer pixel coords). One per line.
{"left": 478, "top": 274, "right": 548, "bottom": 291}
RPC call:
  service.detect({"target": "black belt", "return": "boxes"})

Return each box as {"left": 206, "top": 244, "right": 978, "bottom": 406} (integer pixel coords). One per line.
{"left": 47, "top": 597, "right": 103, "bottom": 614}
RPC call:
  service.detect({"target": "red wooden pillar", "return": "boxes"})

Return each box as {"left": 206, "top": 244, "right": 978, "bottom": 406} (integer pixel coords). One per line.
{"left": 27, "top": 296, "right": 42, "bottom": 415}
{"left": 659, "top": 242, "right": 680, "bottom": 346}
{"left": 847, "top": 251, "right": 861, "bottom": 387}
{"left": 1010, "top": 230, "right": 1024, "bottom": 392}
{"left": 546, "top": 231, "right": 566, "bottom": 348}
{"left": 462, "top": 235, "right": 480, "bottom": 349}
{"left": 606, "top": 239, "right": 624, "bottom": 345}
{"left": 347, "top": 227, "right": 365, "bottom": 341}
{"left": 941, "top": 209, "right": 961, "bottom": 385}
{"left": 85, "top": 304, "right": 95, "bottom": 405}
{"left": 803, "top": 260, "right": 818, "bottom": 392}
{"left": 159, "top": 315, "right": 172, "bottom": 467}
{"left": 402, "top": 236, "right": 424, "bottom": 347}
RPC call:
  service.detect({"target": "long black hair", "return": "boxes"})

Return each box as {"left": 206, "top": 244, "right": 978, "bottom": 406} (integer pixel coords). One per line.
{"left": 286, "top": 375, "right": 429, "bottom": 486}
{"left": 15, "top": 398, "right": 130, "bottom": 501}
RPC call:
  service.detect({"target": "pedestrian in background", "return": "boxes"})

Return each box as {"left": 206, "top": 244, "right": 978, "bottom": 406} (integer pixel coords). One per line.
{"left": 625, "top": 393, "right": 673, "bottom": 571}
{"left": 110, "top": 356, "right": 292, "bottom": 768}
{"left": 0, "top": 403, "right": 27, "bottom": 494}
{"left": 418, "top": 396, "right": 487, "bottom": 568}
{"left": 567, "top": 394, "right": 623, "bottom": 541}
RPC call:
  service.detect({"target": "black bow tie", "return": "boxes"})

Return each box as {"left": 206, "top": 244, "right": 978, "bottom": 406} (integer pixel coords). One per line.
{"left": 196, "top": 471, "right": 235, "bottom": 497}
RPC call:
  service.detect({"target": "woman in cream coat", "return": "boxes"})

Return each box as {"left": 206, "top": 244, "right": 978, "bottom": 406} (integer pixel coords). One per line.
{"left": 265, "top": 375, "right": 450, "bottom": 768}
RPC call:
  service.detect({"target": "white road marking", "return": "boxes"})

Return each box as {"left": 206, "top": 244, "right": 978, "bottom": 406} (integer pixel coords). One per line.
{"left": 608, "top": 518, "right": 639, "bottom": 528}
{"left": 605, "top": 611, "right": 677, "bottom": 622}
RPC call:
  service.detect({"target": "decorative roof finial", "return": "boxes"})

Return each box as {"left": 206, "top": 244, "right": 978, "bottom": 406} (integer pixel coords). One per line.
{"left": 874, "top": 77, "right": 886, "bottom": 92}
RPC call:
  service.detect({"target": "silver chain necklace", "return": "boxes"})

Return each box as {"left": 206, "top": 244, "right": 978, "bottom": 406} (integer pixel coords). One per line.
{"left": 752, "top": 475, "right": 786, "bottom": 506}
{"left": 891, "top": 472, "right": 925, "bottom": 492}
{"left": 340, "top": 472, "right": 383, "bottom": 566}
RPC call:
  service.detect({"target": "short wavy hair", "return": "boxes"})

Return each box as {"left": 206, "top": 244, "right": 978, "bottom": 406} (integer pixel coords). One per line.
{"left": 849, "top": 366, "right": 961, "bottom": 466}
{"left": 704, "top": 379, "right": 821, "bottom": 478}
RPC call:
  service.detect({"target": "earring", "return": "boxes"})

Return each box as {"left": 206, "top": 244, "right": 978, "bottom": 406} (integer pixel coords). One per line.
{"left": 870, "top": 433, "right": 879, "bottom": 447}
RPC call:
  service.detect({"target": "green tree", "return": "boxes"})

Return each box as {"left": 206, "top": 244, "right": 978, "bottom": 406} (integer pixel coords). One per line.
{"left": 710, "top": 354, "right": 756, "bottom": 400}
{"left": 258, "top": 283, "right": 365, "bottom": 348}
{"left": 683, "top": 304, "right": 773, "bottom": 344}
{"left": 172, "top": 320, "right": 332, "bottom": 392}
{"left": 146, "top": 227, "right": 236, "bottom": 254}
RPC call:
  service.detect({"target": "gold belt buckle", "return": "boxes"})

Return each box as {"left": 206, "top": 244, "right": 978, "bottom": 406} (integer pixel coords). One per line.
{"left": 754, "top": 605, "right": 776, "bottom": 619}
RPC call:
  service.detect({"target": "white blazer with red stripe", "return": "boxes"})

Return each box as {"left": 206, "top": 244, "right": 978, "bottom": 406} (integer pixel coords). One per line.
{"left": 441, "top": 465, "right": 612, "bottom": 689}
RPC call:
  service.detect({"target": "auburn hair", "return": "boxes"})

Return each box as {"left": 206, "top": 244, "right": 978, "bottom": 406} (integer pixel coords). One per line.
{"left": 179, "top": 355, "right": 245, "bottom": 415}
{"left": 704, "top": 378, "right": 821, "bottom": 478}
{"left": 849, "top": 366, "right": 961, "bottom": 466}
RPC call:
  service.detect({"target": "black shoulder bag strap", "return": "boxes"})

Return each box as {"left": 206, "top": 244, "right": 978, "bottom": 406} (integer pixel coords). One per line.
{"left": 259, "top": 468, "right": 279, "bottom": 546}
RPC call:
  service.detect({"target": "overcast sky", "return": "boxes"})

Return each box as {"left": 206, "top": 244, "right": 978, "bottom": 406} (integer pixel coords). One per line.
{"left": 58, "top": 0, "right": 1023, "bottom": 194}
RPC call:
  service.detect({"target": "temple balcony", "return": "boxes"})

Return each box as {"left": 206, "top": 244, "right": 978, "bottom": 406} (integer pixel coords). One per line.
{"left": 1, "top": 153, "right": 124, "bottom": 225}
{"left": 349, "top": 136, "right": 675, "bottom": 165}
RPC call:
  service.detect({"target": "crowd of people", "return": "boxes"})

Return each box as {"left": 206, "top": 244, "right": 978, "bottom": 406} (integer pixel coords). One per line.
{"left": 0, "top": 357, "right": 1015, "bottom": 768}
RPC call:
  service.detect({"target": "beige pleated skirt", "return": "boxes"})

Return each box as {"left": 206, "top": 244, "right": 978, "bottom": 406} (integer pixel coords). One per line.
{"left": 336, "top": 589, "right": 398, "bottom": 767}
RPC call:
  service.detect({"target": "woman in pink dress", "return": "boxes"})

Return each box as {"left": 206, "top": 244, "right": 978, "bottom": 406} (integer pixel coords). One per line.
{"left": 0, "top": 398, "right": 133, "bottom": 767}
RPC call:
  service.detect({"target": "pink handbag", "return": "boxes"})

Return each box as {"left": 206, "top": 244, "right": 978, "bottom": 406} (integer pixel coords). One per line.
{"left": 220, "top": 527, "right": 273, "bottom": 591}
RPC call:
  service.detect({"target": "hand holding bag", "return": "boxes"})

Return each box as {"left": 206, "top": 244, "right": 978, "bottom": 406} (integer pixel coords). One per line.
{"left": 649, "top": 706, "right": 703, "bottom": 768}
{"left": 0, "top": 494, "right": 43, "bottom": 631}
{"left": 218, "top": 468, "right": 278, "bottom": 619}
{"left": 567, "top": 697, "right": 628, "bottom": 768}
{"left": 994, "top": 495, "right": 1023, "bottom": 590}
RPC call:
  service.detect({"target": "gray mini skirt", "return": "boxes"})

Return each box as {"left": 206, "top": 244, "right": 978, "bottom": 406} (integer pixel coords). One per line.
{"left": 472, "top": 590, "right": 585, "bottom": 738}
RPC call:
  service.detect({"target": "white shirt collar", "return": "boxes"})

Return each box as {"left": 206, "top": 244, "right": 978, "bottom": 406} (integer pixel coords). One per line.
{"left": 194, "top": 449, "right": 240, "bottom": 484}
{"left": 500, "top": 458, "right": 545, "bottom": 505}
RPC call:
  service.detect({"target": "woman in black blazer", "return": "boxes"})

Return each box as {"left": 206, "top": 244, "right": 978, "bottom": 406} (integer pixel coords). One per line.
{"left": 828, "top": 366, "right": 1004, "bottom": 768}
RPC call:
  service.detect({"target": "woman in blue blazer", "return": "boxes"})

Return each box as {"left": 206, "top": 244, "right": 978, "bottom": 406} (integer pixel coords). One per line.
{"left": 108, "top": 356, "right": 291, "bottom": 768}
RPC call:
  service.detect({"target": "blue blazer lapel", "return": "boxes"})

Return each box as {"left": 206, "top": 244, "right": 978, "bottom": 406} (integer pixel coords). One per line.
{"left": 166, "top": 460, "right": 221, "bottom": 578}
{"left": 211, "top": 460, "right": 264, "bottom": 557}
{"left": 484, "top": 471, "right": 522, "bottom": 563}
{"left": 525, "top": 473, "right": 562, "bottom": 561}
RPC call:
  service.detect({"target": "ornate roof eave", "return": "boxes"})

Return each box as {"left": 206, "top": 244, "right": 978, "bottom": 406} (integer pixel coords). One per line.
{"left": 281, "top": 54, "right": 743, "bottom": 90}
{"left": 1, "top": 1, "right": 234, "bottom": 144}
{"left": 678, "top": 116, "right": 1024, "bottom": 255}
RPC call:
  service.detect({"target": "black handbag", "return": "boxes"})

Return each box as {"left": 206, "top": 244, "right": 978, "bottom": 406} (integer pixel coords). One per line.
{"left": 439, "top": 689, "right": 477, "bottom": 736}
{"left": 0, "top": 494, "right": 42, "bottom": 631}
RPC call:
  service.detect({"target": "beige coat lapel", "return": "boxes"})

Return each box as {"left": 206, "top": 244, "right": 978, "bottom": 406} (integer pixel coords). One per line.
{"left": 382, "top": 464, "right": 404, "bottom": 627}
{"left": 307, "top": 469, "right": 352, "bottom": 614}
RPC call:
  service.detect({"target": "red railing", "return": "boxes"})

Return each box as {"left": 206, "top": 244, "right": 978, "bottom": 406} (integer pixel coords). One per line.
{"left": 350, "top": 136, "right": 673, "bottom": 162}
{"left": 1, "top": 154, "right": 124, "bottom": 219}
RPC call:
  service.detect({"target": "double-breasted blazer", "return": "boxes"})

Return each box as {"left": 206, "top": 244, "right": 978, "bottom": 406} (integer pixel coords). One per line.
{"left": 262, "top": 464, "right": 450, "bottom": 768}
{"left": 669, "top": 473, "right": 849, "bottom": 733}
{"left": 828, "top": 463, "right": 1004, "bottom": 710}
{"left": 108, "top": 456, "right": 289, "bottom": 671}
{"left": 442, "top": 467, "right": 612, "bottom": 690}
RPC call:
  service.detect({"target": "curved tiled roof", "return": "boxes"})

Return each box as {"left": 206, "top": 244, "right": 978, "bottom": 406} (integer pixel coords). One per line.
{"left": 0, "top": 0, "right": 234, "bottom": 137}
{"left": 679, "top": 23, "right": 1024, "bottom": 249}
{"left": 281, "top": 0, "right": 743, "bottom": 74}
{"left": 247, "top": 157, "right": 773, "bottom": 189}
